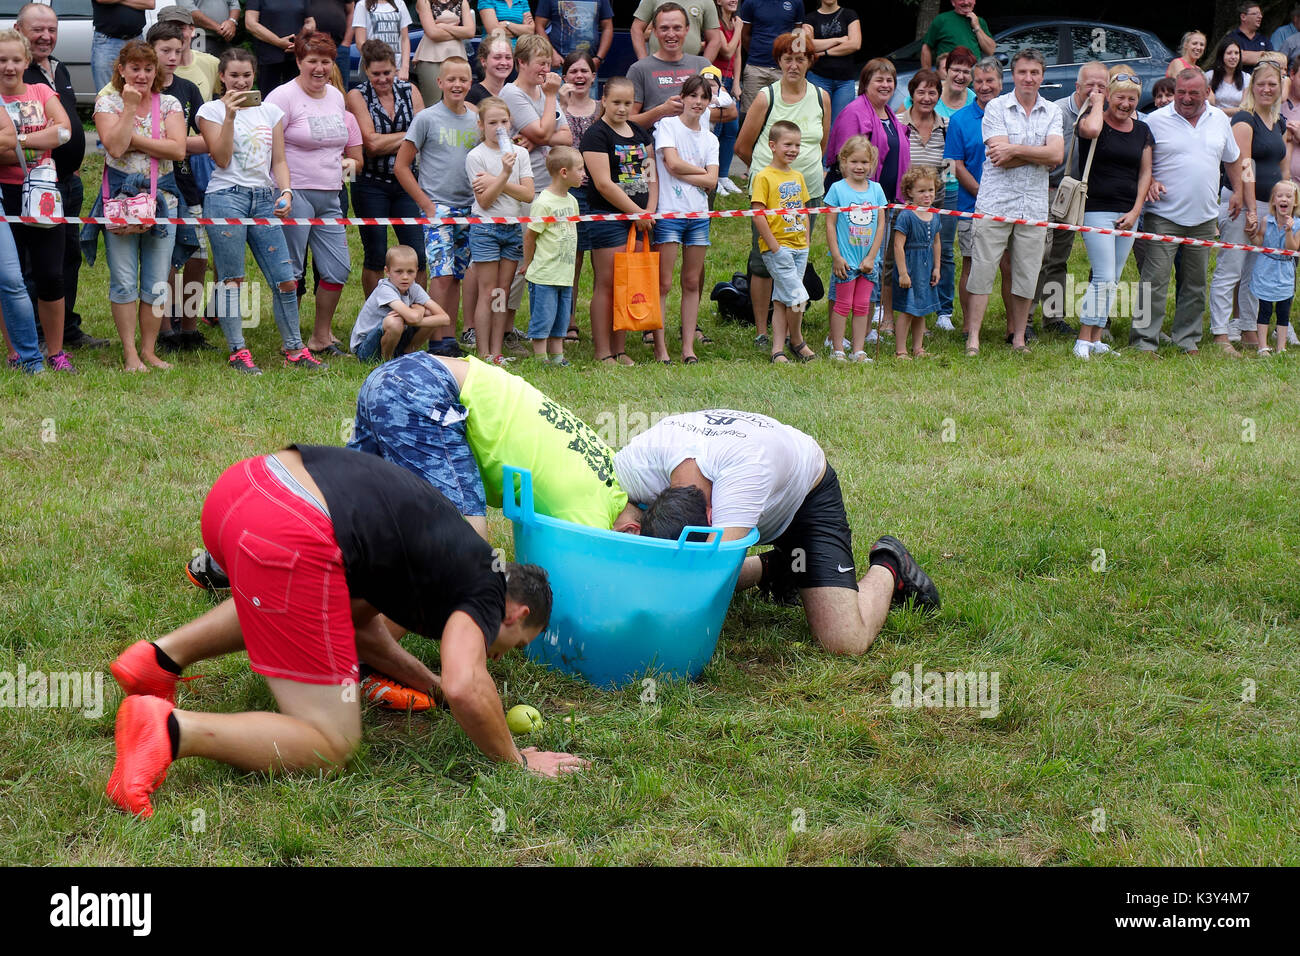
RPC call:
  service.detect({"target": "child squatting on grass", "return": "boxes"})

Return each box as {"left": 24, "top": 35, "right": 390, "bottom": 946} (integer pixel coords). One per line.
{"left": 466, "top": 95, "right": 534, "bottom": 366}
{"left": 752, "top": 119, "right": 814, "bottom": 364}
{"left": 520, "top": 146, "right": 584, "bottom": 366}
{"left": 1246, "top": 179, "right": 1300, "bottom": 356}
{"left": 824, "top": 135, "right": 887, "bottom": 362}
{"left": 891, "top": 166, "right": 943, "bottom": 360}
{"left": 349, "top": 245, "right": 449, "bottom": 362}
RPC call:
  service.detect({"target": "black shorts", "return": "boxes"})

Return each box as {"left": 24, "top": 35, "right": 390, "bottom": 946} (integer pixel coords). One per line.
{"left": 765, "top": 464, "right": 857, "bottom": 592}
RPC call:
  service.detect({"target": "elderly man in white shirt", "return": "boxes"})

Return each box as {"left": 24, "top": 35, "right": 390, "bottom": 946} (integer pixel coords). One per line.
{"left": 613, "top": 409, "right": 940, "bottom": 657}
{"left": 962, "top": 48, "right": 1064, "bottom": 355}
{"left": 1132, "top": 69, "right": 1244, "bottom": 356}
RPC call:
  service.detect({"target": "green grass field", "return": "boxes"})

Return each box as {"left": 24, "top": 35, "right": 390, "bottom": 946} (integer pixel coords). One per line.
{"left": 1, "top": 158, "right": 1298, "bottom": 865}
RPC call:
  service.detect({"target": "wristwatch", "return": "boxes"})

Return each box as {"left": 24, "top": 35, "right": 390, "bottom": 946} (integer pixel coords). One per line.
{"left": 16, "top": 132, "right": 26, "bottom": 149}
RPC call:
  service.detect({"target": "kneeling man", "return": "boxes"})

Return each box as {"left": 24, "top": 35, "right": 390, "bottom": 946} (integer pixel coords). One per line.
{"left": 614, "top": 410, "right": 939, "bottom": 655}
{"left": 108, "top": 445, "right": 585, "bottom": 818}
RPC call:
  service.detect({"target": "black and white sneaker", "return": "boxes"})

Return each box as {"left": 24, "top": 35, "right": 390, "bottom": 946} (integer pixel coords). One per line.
{"left": 869, "top": 536, "right": 940, "bottom": 612}
{"left": 186, "top": 550, "right": 230, "bottom": 591}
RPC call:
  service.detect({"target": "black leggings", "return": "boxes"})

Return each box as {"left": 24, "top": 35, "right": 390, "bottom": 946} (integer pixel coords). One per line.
{"left": 2, "top": 182, "right": 64, "bottom": 302}
{"left": 1257, "top": 296, "right": 1292, "bottom": 327}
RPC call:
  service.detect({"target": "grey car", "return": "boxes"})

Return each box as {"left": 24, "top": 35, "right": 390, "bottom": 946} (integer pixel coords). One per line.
{"left": 0, "top": 0, "right": 95, "bottom": 106}
{"left": 889, "top": 18, "right": 1176, "bottom": 111}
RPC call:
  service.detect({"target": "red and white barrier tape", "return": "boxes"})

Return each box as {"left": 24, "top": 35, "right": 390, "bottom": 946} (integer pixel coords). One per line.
{"left": 6, "top": 202, "right": 1296, "bottom": 258}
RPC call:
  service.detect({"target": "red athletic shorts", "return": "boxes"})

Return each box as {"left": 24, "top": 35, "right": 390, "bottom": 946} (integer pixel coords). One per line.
{"left": 200, "top": 455, "right": 359, "bottom": 685}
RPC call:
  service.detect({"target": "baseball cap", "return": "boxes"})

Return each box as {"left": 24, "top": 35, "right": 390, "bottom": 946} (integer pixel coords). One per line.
{"left": 157, "top": 6, "right": 194, "bottom": 24}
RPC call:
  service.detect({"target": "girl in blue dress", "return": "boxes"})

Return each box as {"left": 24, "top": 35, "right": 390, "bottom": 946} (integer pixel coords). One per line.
{"left": 891, "top": 166, "right": 942, "bottom": 359}
{"left": 1248, "top": 179, "right": 1300, "bottom": 356}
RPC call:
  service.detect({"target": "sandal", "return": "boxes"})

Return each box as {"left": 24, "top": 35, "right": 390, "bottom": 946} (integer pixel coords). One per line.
{"left": 642, "top": 331, "right": 655, "bottom": 345}
{"left": 309, "top": 343, "right": 347, "bottom": 358}
{"left": 1012, "top": 344, "right": 1032, "bottom": 355}
{"left": 595, "top": 354, "right": 617, "bottom": 365}
{"left": 770, "top": 352, "right": 790, "bottom": 363}
{"left": 683, "top": 355, "right": 699, "bottom": 365}
{"left": 895, "top": 351, "right": 911, "bottom": 361}
{"left": 965, "top": 346, "right": 980, "bottom": 357}
{"left": 565, "top": 327, "right": 581, "bottom": 343}
{"left": 914, "top": 349, "right": 932, "bottom": 358}
{"left": 614, "top": 351, "right": 635, "bottom": 366}
{"left": 692, "top": 329, "right": 714, "bottom": 344}
{"left": 1257, "top": 346, "right": 1274, "bottom": 356}
{"left": 789, "top": 340, "right": 817, "bottom": 362}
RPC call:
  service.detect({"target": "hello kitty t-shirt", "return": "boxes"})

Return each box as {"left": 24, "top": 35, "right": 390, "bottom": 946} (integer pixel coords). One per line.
{"left": 264, "top": 81, "right": 362, "bottom": 190}
{"left": 825, "top": 178, "right": 887, "bottom": 272}
{"left": 196, "top": 101, "right": 286, "bottom": 191}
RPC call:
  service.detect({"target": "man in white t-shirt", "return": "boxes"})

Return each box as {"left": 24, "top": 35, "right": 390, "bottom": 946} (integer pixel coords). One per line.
{"left": 613, "top": 410, "right": 940, "bottom": 655}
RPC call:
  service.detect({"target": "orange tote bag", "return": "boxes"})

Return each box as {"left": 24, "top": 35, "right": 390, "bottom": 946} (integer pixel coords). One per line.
{"left": 612, "top": 227, "right": 662, "bottom": 332}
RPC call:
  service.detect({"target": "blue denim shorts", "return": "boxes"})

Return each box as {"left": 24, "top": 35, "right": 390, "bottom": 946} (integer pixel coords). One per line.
{"left": 587, "top": 218, "right": 636, "bottom": 250}
{"left": 423, "top": 203, "right": 471, "bottom": 280}
{"left": 527, "top": 283, "right": 574, "bottom": 340}
{"left": 760, "top": 246, "right": 810, "bottom": 308}
{"left": 468, "top": 221, "right": 524, "bottom": 262}
{"left": 653, "top": 216, "right": 710, "bottom": 246}
{"left": 354, "top": 323, "right": 419, "bottom": 363}
{"left": 347, "top": 352, "right": 487, "bottom": 516}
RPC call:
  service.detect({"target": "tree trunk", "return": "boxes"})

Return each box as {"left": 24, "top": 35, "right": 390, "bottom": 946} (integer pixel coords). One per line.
{"left": 915, "top": 0, "right": 941, "bottom": 42}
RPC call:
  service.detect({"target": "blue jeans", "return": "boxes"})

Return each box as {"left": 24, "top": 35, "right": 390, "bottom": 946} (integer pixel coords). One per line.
{"left": 92, "top": 33, "right": 133, "bottom": 92}
{"left": 1079, "top": 209, "right": 1137, "bottom": 327}
{"left": 0, "top": 222, "right": 42, "bottom": 371}
{"left": 527, "top": 283, "right": 573, "bottom": 340}
{"left": 351, "top": 176, "right": 426, "bottom": 271}
{"left": 937, "top": 212, "right": 957, "bottom": 315}
{"left": 715, "top": 114, "right": 739, "bottom": 183}
{"left": 104, "top": 213, "right": 176, "bottom": 306}
{"left": 809, "top": 73, "right": 859, "bottom": 122}
{"left": 204, "top": 186, "right": 304, "bottom": 352}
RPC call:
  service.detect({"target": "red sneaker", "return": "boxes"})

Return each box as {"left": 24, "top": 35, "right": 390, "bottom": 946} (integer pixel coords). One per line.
{"left": 110, "top": 640, "right": 180, "bottom": 703}
{"left": 361, "top": 672, "right": 437, "bottom": 711}
{"left": 284, "top": 348, "right": 326, "bottom": 370}
{"left": 106, "top": 695, "right": 175, "bottom": 819}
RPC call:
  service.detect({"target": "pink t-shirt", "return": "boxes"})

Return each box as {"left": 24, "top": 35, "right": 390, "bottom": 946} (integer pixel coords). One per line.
{"left": 265, "top": 81, "right": 362, "bottom": 191}
{"left": 1, "top": 83, "right": 59, "bottom": 185}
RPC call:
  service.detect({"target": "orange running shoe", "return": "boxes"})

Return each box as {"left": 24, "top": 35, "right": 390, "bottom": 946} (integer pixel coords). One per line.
{"left": 361, "top": 672, "right": 437, "bottom": 711}
{"left": 110, "top": 640, "right": 180, "bottom": 703}
{"left": 106, "top": 695, "right": 175, "bottom": 819}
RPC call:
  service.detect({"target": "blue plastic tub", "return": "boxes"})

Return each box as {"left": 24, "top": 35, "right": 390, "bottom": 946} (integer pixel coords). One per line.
{"left": 502, "top": 466, "right": 759, "bottom": 689}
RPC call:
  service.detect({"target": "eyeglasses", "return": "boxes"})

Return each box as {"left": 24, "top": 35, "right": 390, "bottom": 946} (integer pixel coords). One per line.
{"left": 1110, "top": 74, "right": 1141, "bottom": 86}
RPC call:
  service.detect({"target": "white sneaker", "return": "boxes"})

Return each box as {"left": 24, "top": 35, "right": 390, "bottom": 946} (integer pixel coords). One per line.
{"left": 1072, "top": 340, "right": 1091, "bottom": 360}
{"left": 935, "top": 313, "right": 955, "bottom": 331}
{"left": 866, "top": 329, "right": 878, "bottom": 345}
{"left": 1288, "top": 326, "right": 1299, "bottom": 346}
{"left": 822, "top": 336, "right": 851, "bottom": 350}
{"left": 1227, "top": 329, "right": 1241, "bottom": 343}
{"left": 831, "top": 350, "right": 847, "bottom": 362}
{"left": 872, "top": 305, "right": 882, "bottom": 326}
{"left": 1089, "top": 341, "right": 1113, "bottom": 355}
{"left": 851, "top": 350, "right": 873, "bottom": 363}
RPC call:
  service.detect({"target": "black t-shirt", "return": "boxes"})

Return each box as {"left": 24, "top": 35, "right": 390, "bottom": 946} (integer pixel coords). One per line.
{"left": 807, "top": 7, "right": 859, "bottom": 82}
{"left": 292, "top": 445, "right": 507, "bottom": 646}
{"left": 1080, "top": 118, "right": 1153, "bottom": 213}
{"left": 92, "top": 0, "right": 145, "bottom": 39}
{"left": 1228, "top": 111, "right": 1287, "bottom": 203}
{"left": 307, "top": 0, "right": 351, "bottom": 44}
{"left": 579, "top": 119, "right": 654, "bottom": 213}
{"left": 247, "top": 0, "right": 310, "bottom": 64}
{"left": 24, "top": 59, "right": 84, "bottom": 182}
{"left": 164, "top": 76, "right": 205, "bottom": 207}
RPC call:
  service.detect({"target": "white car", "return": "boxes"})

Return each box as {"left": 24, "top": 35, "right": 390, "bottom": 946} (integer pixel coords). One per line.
{"left": 1, "top": 0, "right": 97, "bottom": 107}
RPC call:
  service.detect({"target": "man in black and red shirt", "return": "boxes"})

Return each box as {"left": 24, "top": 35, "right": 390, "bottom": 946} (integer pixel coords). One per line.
{"left": 106, "top": 446, "right": 585, "bottom": 819}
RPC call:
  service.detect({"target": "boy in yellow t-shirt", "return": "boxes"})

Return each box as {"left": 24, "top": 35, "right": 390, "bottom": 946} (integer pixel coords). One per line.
{"left": 751, "top": 120, "right": 812, "bottom": 364}
{"left": 521, "top": 147, "right": 585, "bottom": 366}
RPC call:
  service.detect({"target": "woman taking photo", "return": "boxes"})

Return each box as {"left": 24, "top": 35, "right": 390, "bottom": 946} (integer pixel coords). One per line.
{"left": 805, "top": 0, "right": 860, "bottom": 119}
{"left": 198, "top": 48, "right": 323, "bottom": 374}
{"left": 1074, "top": 68, "right": 1152, "bottom": 360}
{"left": 1167, "top": 30, "right": 1207, "bottom": 77}
{"left": 1207, "top": 38, "right": 1250, "bottom": 115}
{"left": 735, "top": 30, "right": 830, "bottom": 351}
{"left": 93, "top": 41, "right": 186, "bottom": 372}
{"left": 347, "top": 39, "right": 427, "bottom": 298}
{"left": 266, "top": 31, "right": 364, "bottom": 357}
{"left": 0, "top": 29, "right": 72, "bottom": 372}
{"left": 1209, "top": 59, "right": 1289, "bottom": 354}
{"left": 411, "top": 0, "right": 475, "bottom": 106}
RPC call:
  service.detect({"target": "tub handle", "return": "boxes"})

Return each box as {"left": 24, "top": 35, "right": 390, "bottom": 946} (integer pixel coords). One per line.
{"left": 501, "top": 465, "right": 535, "bottom": 524}
{"left": 676, "top": 525, "right": 726, "bottom": 551}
